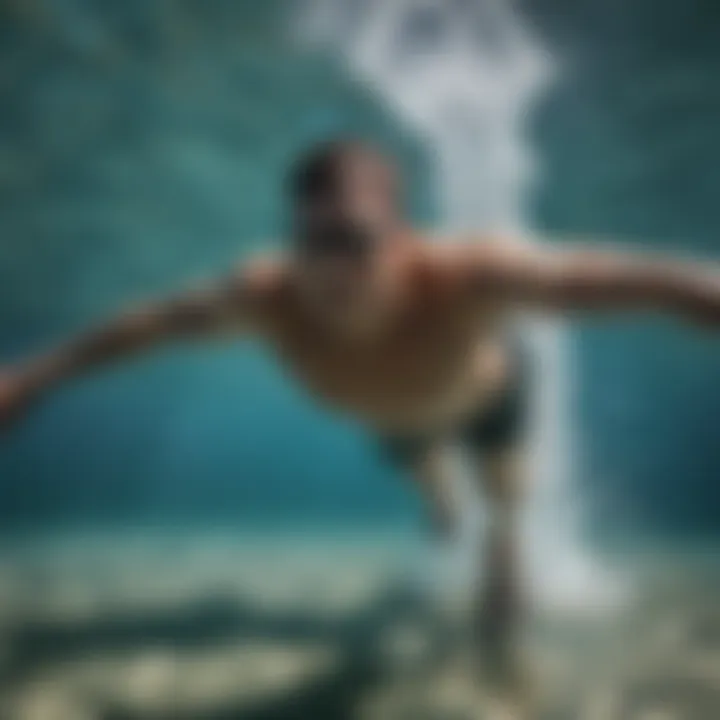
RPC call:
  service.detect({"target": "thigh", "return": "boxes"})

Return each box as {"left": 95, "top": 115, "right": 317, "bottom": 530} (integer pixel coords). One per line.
{"left": 412, "top": 442, "right": 459, "bottom": 537}
{"left": 378, "top": 434, "right": 458, "bottom": 535}
{"left": 462, "top": 349, "right": 531, "bottom": 502}
{"left": 475, "top": 445, "right": 526, "bottom": 507}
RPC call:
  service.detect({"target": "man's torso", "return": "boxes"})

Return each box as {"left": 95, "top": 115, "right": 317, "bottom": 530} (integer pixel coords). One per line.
{"left": 245, "top": 239, "right": 515, "bottom": 434}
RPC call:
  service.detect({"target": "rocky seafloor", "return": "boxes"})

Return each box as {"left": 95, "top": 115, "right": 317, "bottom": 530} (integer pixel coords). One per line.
{"left": 0, "top": 529, "right": 717, "bottom": 719}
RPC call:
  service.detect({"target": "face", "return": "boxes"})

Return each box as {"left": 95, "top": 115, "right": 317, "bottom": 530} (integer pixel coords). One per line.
{"left": 292, "top": 154, "right": 400, "bottom": 329}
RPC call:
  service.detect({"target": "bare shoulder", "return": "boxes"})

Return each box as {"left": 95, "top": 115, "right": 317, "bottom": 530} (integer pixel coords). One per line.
{"left": 229, "top": 253, "right": 294, "bottom": 331}
{"left": 417, "top": 231, "right": 534, "bottom": 283}
{"left": 238, "top": 253, "right": 291, "bottom": 302}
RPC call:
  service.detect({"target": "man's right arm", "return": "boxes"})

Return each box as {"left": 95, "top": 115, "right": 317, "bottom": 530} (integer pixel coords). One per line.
{"left": 0, "top": 260, "right": 277, "bottom": 426}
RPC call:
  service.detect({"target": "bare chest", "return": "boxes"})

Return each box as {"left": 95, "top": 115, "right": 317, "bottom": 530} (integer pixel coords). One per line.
{"left": 264, "top": 301, "right": 491, "bottom": 427}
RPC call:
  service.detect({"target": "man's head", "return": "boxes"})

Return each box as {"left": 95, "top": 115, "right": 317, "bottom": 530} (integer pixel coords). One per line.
{"left": 287, "top": 139, "right": 405, "bottom": 327}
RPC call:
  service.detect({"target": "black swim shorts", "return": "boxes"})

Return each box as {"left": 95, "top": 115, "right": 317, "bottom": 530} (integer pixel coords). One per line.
{"left": 377, "top": 342, "right": 531, "bottom": 467}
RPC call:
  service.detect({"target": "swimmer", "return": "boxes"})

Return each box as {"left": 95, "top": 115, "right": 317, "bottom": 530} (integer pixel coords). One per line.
{"left": 1, "top": 139, "right": 718, "bottom": 683}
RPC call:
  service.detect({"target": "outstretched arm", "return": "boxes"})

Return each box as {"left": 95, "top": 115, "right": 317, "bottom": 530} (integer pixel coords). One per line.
{"left": 469, "top": 238, "right": 720, "bottom": 326}
{"left": 0, "top": 264, "right": 269, "bottom": 426}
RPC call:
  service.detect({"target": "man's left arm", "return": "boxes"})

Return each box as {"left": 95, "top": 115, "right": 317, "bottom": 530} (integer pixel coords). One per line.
{"left": 468, "top": 239, "right": 720, "bottom": 327}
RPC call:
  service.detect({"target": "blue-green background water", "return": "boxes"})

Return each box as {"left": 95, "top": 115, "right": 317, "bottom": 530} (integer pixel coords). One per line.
{"left": 0, "top": 0, "right": 718, "bottom": 541}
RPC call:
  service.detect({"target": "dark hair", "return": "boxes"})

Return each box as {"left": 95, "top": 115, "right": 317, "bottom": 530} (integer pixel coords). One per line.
{"left": 287, "top": 138, "right": 394, "bottom": 203}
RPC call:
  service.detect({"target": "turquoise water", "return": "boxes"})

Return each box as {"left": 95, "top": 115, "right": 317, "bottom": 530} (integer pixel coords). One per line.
{"left": 0, "top": 5, "right": 718, "bottom": 717}
{"left": 0, "top": 0, "right": 718, "bottom": 540}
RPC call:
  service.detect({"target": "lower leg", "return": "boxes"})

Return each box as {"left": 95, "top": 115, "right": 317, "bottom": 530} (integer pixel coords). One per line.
{"left": 477, "top": 503, "right": 521, "bottom": 667}
{"left": 474, "top": 449, "right": 525, "bottom": 684}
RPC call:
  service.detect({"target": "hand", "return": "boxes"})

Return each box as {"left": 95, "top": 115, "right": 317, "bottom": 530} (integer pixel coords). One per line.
{"left": 0, "top": 367, "right": 40, "bottom": 429}
{"left": 694, "top": 297, "right": 720, "bottom": 329}
{"left": 684, "top": 274, "right": 720, "bottom": 329}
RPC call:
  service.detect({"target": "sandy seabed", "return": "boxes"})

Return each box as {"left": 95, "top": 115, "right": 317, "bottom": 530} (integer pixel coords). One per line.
{"left": 0, "top": 527, "right": 718, "bottom": 720}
